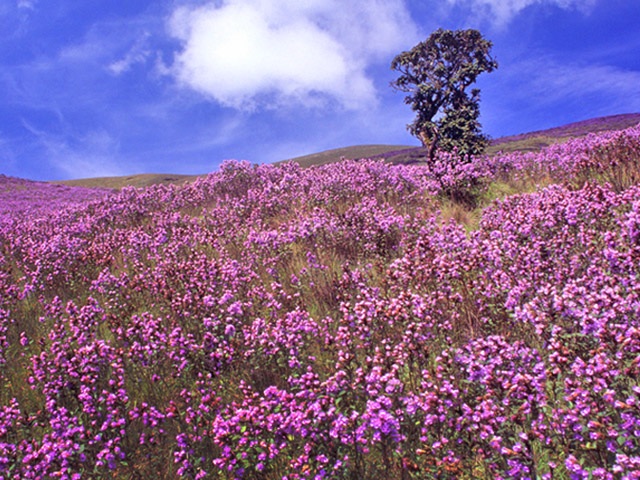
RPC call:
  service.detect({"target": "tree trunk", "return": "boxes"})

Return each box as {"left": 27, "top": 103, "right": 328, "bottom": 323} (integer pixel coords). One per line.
{"left": 427, "top": 126, "right": 439, "bottom": 161}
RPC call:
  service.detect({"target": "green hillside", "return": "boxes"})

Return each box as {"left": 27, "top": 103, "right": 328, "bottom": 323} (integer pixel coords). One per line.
{"left": 49, "top": 113, "right": 640, "bottom": 189}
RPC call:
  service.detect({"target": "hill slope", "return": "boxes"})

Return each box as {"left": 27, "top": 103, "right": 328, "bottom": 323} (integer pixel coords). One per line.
{"left": 282, "top": 112, "right": 640, "bottom": 166}
{"left": 49, "top": 113, "right": 640, "bottom": 189}
{"left": 487, "top": 112, "right": 640, "bottom": 153}
{"left": 53, "top": 173, "right": 200, "bottom": 190}
{"left": 278, "top": 144, "right": 418, "bottom": 168}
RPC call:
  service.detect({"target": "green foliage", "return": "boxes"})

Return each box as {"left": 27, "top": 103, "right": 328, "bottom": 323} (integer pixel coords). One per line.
{"left": 391, "top": 28, "right": 497, "bottom": 160}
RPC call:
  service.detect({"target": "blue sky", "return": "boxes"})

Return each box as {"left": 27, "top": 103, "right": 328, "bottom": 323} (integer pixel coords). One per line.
{"left": 1, "top": 0, "right": 639, "bottom": 181}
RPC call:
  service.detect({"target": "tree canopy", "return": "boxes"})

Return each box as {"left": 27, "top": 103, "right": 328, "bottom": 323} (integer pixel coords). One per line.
{"left": 391, "top": 28, "right": 498, "bottom": 160}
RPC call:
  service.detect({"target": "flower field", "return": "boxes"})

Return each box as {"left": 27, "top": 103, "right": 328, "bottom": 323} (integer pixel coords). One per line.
{"left": 1, "top": 124, "right": 640, "bottom": 479}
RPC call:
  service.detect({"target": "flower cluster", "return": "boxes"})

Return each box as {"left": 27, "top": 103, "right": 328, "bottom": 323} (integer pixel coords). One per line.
{"left": 0, "top": 123, "right": 639, "bottom": 479}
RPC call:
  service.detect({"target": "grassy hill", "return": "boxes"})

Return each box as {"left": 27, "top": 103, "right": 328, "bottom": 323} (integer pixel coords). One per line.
{"left": 52, "top": 173, "right": 201, "bottom": 190}
{"left": 486, "top": 112, "right": 640, "bottom": 154}
{"left": 278, "top": 144, "right": 418, "bottom": 168}
{"left": 282, "top": 112, "right": 640, "bottom": 166}
{"left": 50, "top": 113, "right": 640, "bottom": 190}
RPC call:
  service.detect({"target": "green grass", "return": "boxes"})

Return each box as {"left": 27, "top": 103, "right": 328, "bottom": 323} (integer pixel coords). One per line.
{"left": 277, "top": 144, "right": 419, "bottom": 168}
{"left": 50, "top": 173, "right": 202, "bottom": 190}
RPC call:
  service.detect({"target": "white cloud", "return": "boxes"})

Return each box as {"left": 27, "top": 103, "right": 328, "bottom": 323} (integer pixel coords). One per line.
{"left": 525, "top": 60, "right": 640, "bottom": 108}
{"left": 21, "top": 121, "right": 128, "bottom": 179}
{"left": 484, "top": 56, "right": 640, "bottom": 129}
{"left": 0, "top": 135, "right": 18, "bottom": 171}
{"left": 17, "top": 0, "right": 36, "bottom": 10}
{"left": 446, "top": 0, "right": 597, "bottom": 25}
{"left": 108, "top": 32, "right": 151, "bottom": 75}
{"left": 167, "top": 0, "right": 419, "bottom": 111}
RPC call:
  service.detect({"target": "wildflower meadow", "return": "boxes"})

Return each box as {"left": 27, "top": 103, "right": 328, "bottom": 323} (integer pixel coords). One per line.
{"left": 1, "top": 124, "right": 640, "bottom": 479}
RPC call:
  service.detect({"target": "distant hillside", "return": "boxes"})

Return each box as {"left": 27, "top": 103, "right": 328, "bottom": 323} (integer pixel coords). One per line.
{"left": 365, "top": 112, "right": 640, "bottom": 164}
{"left": 487, "top": 112, "right": 640, "bottom": 154}
{"left": 52, "top": 173, "right": 201, "bottom": 191}
{"left": 278, "top": 144, "right": 417, "bottom": 168}
{"left": 49, "top": 113, "right": 640, "bottom": 188}
{"left": 283, "top": 113, "right": 640, "bottom": 166}
{"left": 1, "top": 174, "right": 111, "bottom": 223}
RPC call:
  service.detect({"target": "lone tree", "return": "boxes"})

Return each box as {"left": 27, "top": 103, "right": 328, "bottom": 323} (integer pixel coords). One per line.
{"left": 391, "top": 28, "right": 498, "bottom": 160}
